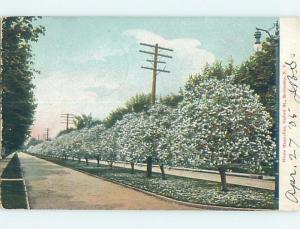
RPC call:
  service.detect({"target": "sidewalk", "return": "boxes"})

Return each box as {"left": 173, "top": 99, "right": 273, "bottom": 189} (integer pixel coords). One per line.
{"left": 18, "top": 153, "right": 195, "bottom": 209}
{"left": 90, "top": 159, "right": 275, "bottom": 190}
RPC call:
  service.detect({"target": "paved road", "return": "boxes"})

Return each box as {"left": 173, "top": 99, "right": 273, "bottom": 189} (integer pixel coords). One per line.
{"left": 90, "top": 160, "right": 275, "bottom": 190}
{"left": 18, "top": 153, "right": 195, "bottom": 210}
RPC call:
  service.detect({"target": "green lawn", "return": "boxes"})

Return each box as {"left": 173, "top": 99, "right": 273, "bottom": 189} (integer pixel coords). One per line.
{"left": 41, "top": 156, "right": 276, "bottom": 209}
{"left": 1, "top": 154, "right": 23, "bottom": 179}
{"left": 1, "top": 181, "right": 27, "bottom": 209}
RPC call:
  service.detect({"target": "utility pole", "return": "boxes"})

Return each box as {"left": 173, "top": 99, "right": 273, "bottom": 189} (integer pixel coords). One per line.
{"left": 61, "top": 113, "right": 75, "bottom": 130}
{"left": 254, "top": 21, "right": 280, "bottom": 208}
{"left": 139, "top": 42, "right": 173, "bottom": 105}
{"left": 139, "top": 42, "right": 173, "bottom": 178}
{"left": 44, "top": 128, "right": 49, "bottom": 141}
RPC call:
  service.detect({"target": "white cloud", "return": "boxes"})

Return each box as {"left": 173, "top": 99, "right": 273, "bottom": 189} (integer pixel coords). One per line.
{"left": 32, "top": 30, "right": 215, "bottom": 138}
{"left": 125, "top": 29, "right": 215, "bottom": 75}
{"left": 73, "top": 47, "right": 125, "bottom": 63}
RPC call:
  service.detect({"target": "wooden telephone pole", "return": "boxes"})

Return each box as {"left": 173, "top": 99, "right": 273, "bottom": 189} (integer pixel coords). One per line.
{"left": 44, "top": 128, "right": 49, "bottom": 141}
{"left": 61, "top": 113, "right": 75, "bottom": 130}
{"left": 139, "top": 42, "right": 173, "bottom": 178}
{"left": 139, "top": 42, "right": 173, "bottom": 105}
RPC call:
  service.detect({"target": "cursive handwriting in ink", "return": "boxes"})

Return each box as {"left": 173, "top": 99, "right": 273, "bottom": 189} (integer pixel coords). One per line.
{"left": 285, "top": 61, "right": 300, "bottom": 103}
{"left": 285, "top": 166, "right": 300, "bottom": 203}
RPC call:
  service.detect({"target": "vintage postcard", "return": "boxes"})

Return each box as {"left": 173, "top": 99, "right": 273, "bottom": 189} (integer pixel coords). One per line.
{"left": 0, "top": 17, "right": 299, "bottom": 211}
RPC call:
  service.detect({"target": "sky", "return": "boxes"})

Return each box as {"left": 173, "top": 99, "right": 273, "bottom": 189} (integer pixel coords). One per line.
{"left": 30, "top": 17, "right": 277, "bottom": 139}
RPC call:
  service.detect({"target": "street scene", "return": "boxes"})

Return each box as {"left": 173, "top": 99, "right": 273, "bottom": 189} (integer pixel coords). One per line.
{"left": 0, "top": 17, "right": 278, "bottom": 210}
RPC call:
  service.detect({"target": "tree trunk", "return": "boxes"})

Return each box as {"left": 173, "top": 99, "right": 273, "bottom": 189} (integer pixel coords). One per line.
{"left": 97, "top": 158, "right": 100, "bottom": 167}
{"left": 72, "top": 157, "right": 75, "bottom": 161}
{"left": 109, "top": 161, "right": 113, "bottom": 169}
{"left": 146, "top": 156, "right": 152, "bottom": 178}
{"left": 85, "top": 158, "right": 88, "bottom": 165}
{"left": 218, "top": 167, "right": 228, "bottom": 192}
{"left": 130, "top": 162, "right": 135, "bottom": 174}
{"left": 159, "top": 164, "right": 166, "bottom": 180}
{"left": 78, "top": 158, "right": 81, "bottom": 163}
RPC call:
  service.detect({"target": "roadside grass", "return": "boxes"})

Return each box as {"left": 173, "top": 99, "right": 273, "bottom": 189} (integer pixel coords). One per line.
{"left": 41, "top": 156, "right": 276, "bottom": 209}
{"left": 1, "top": 180, "right": 27, "bottom": 209}
{"left": 1, "top": 154, "right": 22, "bottom": 179}
{"left": 1, "top": 154, "right": 28, "bottom": 209}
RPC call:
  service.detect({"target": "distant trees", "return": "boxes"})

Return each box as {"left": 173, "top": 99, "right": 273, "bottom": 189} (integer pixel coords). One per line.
{"left": 2, "top": 17, "right": 45, "bottom": 153}
{"left": 235, "top": 38, "right": 276, "bottom": 135}
{"left": 26, "top": 137, "right": 43, "bottom": 148}
{"left": 56, "top": 128, "right": 76, "bottom": 137}
{"left": 74, "top": 114, "right": 101, "bottom": 130}
{"left": 103, "top": 93, "right": 151, "bottom": 128}
{"left": 103, "top": 93, "right": 183, "bottom": 128}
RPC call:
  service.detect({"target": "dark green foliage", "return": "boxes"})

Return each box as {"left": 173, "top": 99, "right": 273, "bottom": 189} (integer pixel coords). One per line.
{"left": 73, "top": 114, "right": 101, "bottom": 129}
{"left": 159, "top": 92, "right": 183, "bottom": 107}
{"left": 103, "top": 93, "right": 183, "bottom": 128}
{"left": 103, "top": 93, "right": 152, "bottom": 128}
{"left": 1, "top": 181, "right": 27, "bottom": 209}
{"left": 185, "top": 58, "right": 235, "bottom": 93}
{"left": 56, "top": 127, "right": 76, "bottom": 137}
{"left": 2, "top": 17, "right": 45, "bottom": 153}
{"left": 234, "top": 38, "right": 276, "bottom": 133}
{"left": 1, "top": 154, "right": 27, "bottom": 209}
{"left": 26, "top": 137, "right": 43, "bottom": 147}
{"left": 1, "top": 154, "right": 22, "bottom": 179}
{"left": 103, "top": 107, "right": 128, "bottom": 128}
{"left": 125, "top": 93, "right": 151, "bottom": 113}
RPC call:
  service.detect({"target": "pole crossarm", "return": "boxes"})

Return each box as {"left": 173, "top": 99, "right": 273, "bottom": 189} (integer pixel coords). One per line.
{"left": 141, "top": 66, "right": 170, "bottom": 73}
{"left": 139, "top": 50, "right": 172, "bottom": 59}
{"left": 139, "top": 42, "right": 173, "bottom": 105}
{"left": 140, "top": 42, "right": 174, "bottom": 52}
{"left": 60, "top": 113, "right": 75, "bottom": 130}
{"left": 146, "top": 59, "right": 166, "bottom": 64}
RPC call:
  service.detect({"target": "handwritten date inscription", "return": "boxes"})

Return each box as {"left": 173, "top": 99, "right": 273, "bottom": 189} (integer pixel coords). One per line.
{"left": 284, "top": 57, "right": 299, "bottom": 204}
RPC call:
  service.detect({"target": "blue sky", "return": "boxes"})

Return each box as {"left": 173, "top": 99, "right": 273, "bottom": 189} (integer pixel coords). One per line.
{"left": 30, "top": 17, "right": 277, "bottom": 138}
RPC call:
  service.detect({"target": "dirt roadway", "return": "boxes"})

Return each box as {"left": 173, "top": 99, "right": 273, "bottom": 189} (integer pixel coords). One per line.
{"left": 18, "top": 153, "right": 196, "bottom": 210}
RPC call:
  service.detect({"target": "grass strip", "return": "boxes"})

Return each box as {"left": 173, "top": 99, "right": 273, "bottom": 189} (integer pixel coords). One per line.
{"left": 1, "top": 154, "right": 28, "bottom": 209}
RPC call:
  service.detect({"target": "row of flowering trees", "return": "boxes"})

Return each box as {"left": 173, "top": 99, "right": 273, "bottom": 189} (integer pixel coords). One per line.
{"left": 28, "top": 76, "right": 275, "bottom": 191}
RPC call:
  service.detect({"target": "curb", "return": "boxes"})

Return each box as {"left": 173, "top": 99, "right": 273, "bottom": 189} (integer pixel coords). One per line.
{"left": 38, "top": 156, "right": 274, "bottom": 211}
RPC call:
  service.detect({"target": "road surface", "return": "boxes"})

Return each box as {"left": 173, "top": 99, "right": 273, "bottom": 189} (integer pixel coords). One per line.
{"left": 18, "top": 153, "right": 195, "bottom": 210}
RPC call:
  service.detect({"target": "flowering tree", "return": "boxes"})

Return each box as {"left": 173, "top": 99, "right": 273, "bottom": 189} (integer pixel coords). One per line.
{"left": 101, "top": 126, "right": 120, "bottom": 168}
{"left": 117, "top": 104, "right": 176, "bottom": 179}
{"left": 146, "top": 103, "right": 176, "bottom": 179}
{"left": 117, "top": 113, "right": 145, "bottom": 173}
{"left": 86, "top": 124, "right": 106, "bottom": 166}
{"left": 176, "top": 76, "right": 275, "bottom": 191}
